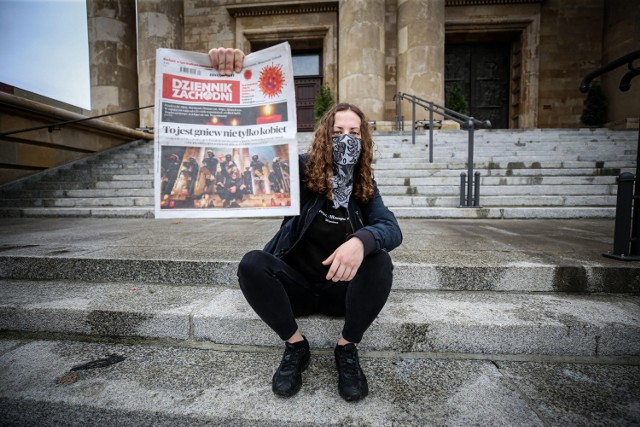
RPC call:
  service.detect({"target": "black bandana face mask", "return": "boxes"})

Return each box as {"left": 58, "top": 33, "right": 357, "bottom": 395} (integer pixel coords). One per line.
{"left": 331, "top": 134, "right": 362, "bottom": 209}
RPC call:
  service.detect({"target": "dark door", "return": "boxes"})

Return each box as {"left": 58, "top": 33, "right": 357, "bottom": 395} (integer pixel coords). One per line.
{"left": 292, "top": 52, "right": 322, "bottom": 132}
{"left": 295, "top": 77, "right": 322, "bottom": 131}
{"left": 445, "top": 43, "right": 510, "bottom": 129}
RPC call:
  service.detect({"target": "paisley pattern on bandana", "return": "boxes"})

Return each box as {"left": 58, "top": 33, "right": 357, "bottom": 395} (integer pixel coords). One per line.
{"left": 331, "top": 134, "right": 362, "bottom": 209}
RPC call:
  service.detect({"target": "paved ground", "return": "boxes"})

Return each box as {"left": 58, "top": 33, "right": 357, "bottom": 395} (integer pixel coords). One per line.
{"left": 1, "top": 338, "right": 639, "bottom": 426}
{"left": 0, "top": 217, "right": 639, "bottom": 426}
{"left": 0, "top": 216, "right": 637, "bottom": 265}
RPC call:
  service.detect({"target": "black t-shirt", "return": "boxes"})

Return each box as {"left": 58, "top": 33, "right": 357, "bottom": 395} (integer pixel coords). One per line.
{"left": 284, "top": 201, "right": 354, "bottom": 283}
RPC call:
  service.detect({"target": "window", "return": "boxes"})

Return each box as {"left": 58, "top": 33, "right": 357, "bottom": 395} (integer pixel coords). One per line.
{"left": 292, "top": 54, "right": 320, "bottom": 77}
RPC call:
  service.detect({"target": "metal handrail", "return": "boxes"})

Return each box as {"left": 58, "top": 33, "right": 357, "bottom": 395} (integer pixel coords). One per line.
{"left": 393, "top": 91, "right": 492, "bottom": 207}
{"left": 580, "top": 50, "right": 640, "bottom": 93}
{"left": 582, "top": 50, "right": 640, "bottom": 261}
{"left": 0, "top": 105, "right": 154, "bottom": 138}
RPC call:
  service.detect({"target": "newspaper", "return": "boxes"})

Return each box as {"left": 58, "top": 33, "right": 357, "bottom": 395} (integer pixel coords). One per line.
{"left": 153, "top": 42, "right": 299, "bottom": 218}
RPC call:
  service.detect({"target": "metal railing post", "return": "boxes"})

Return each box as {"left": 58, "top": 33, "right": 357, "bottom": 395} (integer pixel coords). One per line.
{"left": 459, "top": 172, "right": 467, "bottom": 207}
{"left": 429, "top": 102, "right": 434, "bottom": 163}
{"left": 396, "top": 93, "right": 402, "bottom": 131}
{"left": 411, "top": 95, "right": 416, "bottom": 145}
{"left": 579, "top": 50, "right": 640, "bottom": 261}
{"left": 604, "top": 172, "right": 638, "bottom": 260}
{"left": 474, "top": 171, "right": 481, "bottom": 207}
{"left": 631, "top": 126, "right": 640, "bottom": 256}
{"left": 466, "top": 118, "right": 475, "bottom": 207}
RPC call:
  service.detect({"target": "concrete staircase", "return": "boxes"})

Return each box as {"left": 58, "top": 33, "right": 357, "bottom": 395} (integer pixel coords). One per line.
{"left": 1, "top": 216, "right": 639, "bottom": 425}
{"left": 0, "top": 128, "right": 636, "bottom": 219}
{"left": 373, "top": 128, "right": 638, "bottom": 218}
{"left": 0, "top": 140, "right": 155, "bottom": 218}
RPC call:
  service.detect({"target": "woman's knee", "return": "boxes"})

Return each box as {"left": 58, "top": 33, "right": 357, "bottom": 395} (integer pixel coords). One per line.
{"left": 364, "top": 250, "right": 393, "bottom": 278}
{"left": 237, "top": 250, "right": 272, "bottom": 287}
{"left": 238, "top": 250, "right": 268, "bottom": 273}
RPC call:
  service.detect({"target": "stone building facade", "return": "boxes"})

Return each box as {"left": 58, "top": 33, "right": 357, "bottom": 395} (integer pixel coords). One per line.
{"left": 120, "top": 0, "right": 638, "bottom": 131}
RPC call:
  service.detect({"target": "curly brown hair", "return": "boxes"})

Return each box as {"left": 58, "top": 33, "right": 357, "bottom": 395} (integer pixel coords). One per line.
{"left": 304, "top": 103, "right": 375, "bottom": 202}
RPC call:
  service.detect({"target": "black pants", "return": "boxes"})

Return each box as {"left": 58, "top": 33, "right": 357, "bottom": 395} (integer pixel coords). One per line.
{"left": 237, "top": 249, "right": 394, "bottom": 343}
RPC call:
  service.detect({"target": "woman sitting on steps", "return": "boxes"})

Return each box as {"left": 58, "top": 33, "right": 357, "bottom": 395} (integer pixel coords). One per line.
{"left": 210, "top": 47, "right": 403, "bottom": 402}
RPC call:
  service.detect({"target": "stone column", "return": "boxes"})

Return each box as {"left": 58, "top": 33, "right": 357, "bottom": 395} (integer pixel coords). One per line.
{"left": 338, "top": 0, "right": 386, "bottom": 121}
{"left": 137, "top": 0, "right": 184, "bottom": 128}
{"left": 397, "top": 0, "right": 445, "bottom": 117}
{"left": 87, "top": 0, "right": 139, "bottom": 128}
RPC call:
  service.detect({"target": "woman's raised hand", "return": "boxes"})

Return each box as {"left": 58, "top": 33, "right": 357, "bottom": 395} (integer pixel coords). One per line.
{"left": 208, "top": 47, "right": 245, "bottom": 76}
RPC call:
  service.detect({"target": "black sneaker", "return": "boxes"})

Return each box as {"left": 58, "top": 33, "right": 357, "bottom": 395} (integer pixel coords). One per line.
{"left": 335, "top": 343, "right": 369, "bottom": 401}
{"left": 272, "top": 337, "right": 310, "bottom": 397}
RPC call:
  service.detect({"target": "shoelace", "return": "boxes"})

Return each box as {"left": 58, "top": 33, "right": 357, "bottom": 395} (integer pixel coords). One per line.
{"left": 280, "top": 347, "right": 304, "bottom": 372}
{"left": 338, "top": 350, "right": 360, "bottom": 377}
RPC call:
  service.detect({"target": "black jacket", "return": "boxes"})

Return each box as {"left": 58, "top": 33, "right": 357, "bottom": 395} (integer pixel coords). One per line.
{"left": 264, "top": 154, "right": 403, "bottom": 258}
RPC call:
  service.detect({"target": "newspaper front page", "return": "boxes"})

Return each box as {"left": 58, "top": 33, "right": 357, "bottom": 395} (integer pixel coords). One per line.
{"left": 153, "top": 43, "right": 299, "bottom": 218}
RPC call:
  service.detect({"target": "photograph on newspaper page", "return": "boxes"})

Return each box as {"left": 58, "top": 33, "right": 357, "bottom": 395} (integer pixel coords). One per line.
{"left": 153, "top": 42, "right": 299, "bottom": 218}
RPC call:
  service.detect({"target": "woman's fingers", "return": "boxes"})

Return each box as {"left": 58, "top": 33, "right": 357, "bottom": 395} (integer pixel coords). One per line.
{"left": 208, "top": 47, "right": 245, "bottom": 76}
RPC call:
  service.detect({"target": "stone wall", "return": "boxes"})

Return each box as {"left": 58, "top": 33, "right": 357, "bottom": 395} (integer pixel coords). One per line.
{"left": 87, "top": 0, "right": 139, "bottom": 128}
{"left": 174, "top": 0, "right": 639, "bottom": 129}
{"left": 537, "top": 0, "right": 604, "bottom": 128}
{"left": 183, "top": 1, "right": 235, "bottom": 52}
{"left": 384, "top": 0, "right": 399, "bottom": 123}
{"left": 601, "top": 0, "right": 640, "bottom": 129}
{"left": 136, "top": 0, "right": 185, "bottom": 128}
{"left": 339, "top": 0, "right": 386, "bottom": 120}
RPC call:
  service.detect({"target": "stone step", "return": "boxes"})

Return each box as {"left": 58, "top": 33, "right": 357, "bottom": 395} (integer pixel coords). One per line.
{"left": 381, "top": 195, "right": 617, "bottom": 207}
{"left": 406, "top": 155, "right": 635, "bottom": 163}
{"left": 82, "top": 162, "right": 154, "bottom": 171}
{"left": 373, "top": 167, "right": 629, "bottom": 178}
{"left": 3, "top": 339, "right": 638, "bottom": 426}
{"left": 374, "top": 128, "right": 638, "bottom": 138}
{"left": 50, "top": 197, "right": 153, "bottom": 207}
{"left": 20, "top": 181, "right": 97, "bottom": 190}
{"left": 95, "top": 180, "right": 153, "bottom": 189}
{"left": 42, "top": 171, "right": 153, "bottom": 182}
{"left": 378, "top": 175, "right": 619, "bottom": 186}
{"left": 84, "top": 156, "right": 153, "bottom": 166}
{"left": 80, "top": 167, "right": 154, "bottom": 175}
{"left": 372, "top": 160, "right": 632, "bottom": 170}
{"left": 374, "top": 146, "right": 637, "bottom": 157}
{"left": 380, "top": 184, "right": 616, "bottom": 196}
{"left": 0, "top": 188, "right": 154, "bottom": 200}
{"left": 0, "top": 207, "right": 155, "bottom": 218}
{"left": 0, "top": 197, "right": 153, "bottom": 208}
{"left": 0, "top": 205, "right": 624, "bottom": 219}
{"left": 490, "top": 141, "right": 636, "bottom": 148}
{"left": 374, "top": 146, "right": 636, "bottom": 155}
{"left": 389, "top": 206, "right": 619, "bottom": 218}
{"left": 1, "top": 251, "right": 637, "bottom": 294}
{"left": 373, "top": 155, "right": 635, "bottom": 165}
{"left": 1, "top": 280, "right": 638, "bottom": 356}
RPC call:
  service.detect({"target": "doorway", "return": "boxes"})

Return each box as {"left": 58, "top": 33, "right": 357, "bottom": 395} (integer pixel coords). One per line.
{"left": 292, "top": 52, "right": 322, "bottom": 131}
{"left": 445, "top": 43, "right": 511, "bottom": 129}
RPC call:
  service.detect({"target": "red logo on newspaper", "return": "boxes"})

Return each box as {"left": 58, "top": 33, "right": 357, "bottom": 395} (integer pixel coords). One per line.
{"left": 163, "top": 74, "right": 240, "bottom": 104}
{"left": 259, "top": 64, "right": 285, "bottom": 98}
